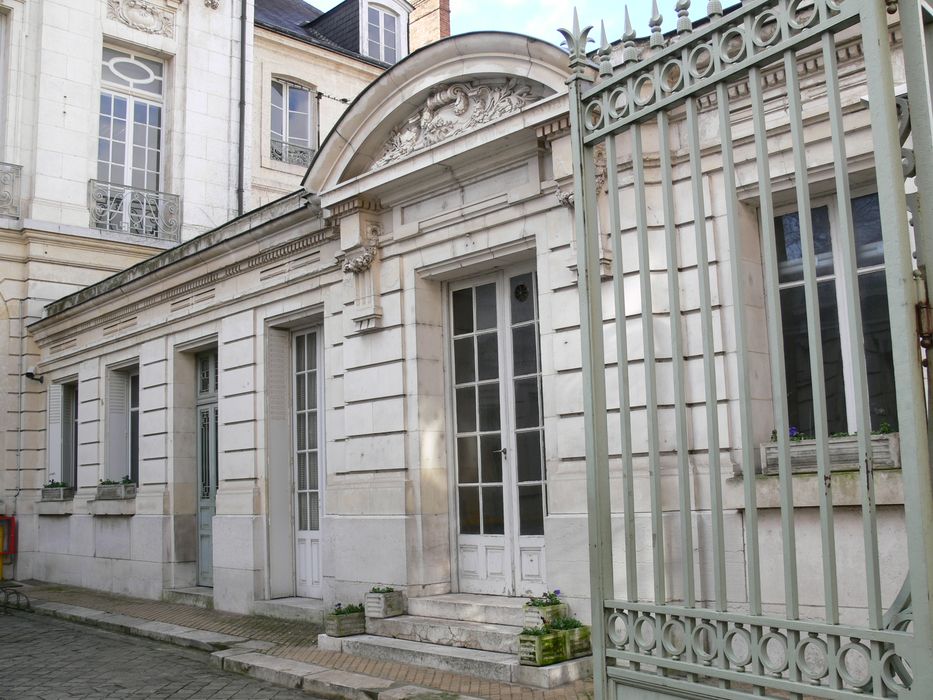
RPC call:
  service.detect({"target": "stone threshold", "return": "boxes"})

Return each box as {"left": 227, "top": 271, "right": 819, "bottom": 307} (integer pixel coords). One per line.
{"left": 163, "top": 586, "right": 214, "bottom": 609}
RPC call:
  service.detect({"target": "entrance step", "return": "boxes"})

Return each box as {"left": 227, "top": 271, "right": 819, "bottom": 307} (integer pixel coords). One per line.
{"left": 364, "top": 614, "right": 520, "bottom": 654}
{"left": 163, "top": 587, "right": 214, "bottom": 609}
{"left": 318, "top": 633, "right": 591, "bottom": 689}
{"left": 407, "top": 593, "right": 526, "bottom": 627}
{"left": 251, "top": 597, "right": 325, "bottom": 624}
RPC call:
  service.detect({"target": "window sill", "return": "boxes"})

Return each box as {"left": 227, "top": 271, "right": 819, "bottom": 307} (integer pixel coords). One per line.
{"left": 37, "top": 499, "right": 75, "bottom": 516}
{"left": 90, "top": 498, "right": 136, "bottom": 517}
{"left": 95, "top": 484, "right": 137, "bottom": 500}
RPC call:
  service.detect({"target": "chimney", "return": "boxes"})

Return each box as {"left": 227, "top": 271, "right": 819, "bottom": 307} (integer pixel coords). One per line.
{"left": 408, "top": 0, "right": 451, "bottom": 52}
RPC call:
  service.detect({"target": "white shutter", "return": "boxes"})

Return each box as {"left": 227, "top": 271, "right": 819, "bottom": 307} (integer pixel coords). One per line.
{"left": 61, "top": 384, "right": 76, "bottom": 487}
{"left": 47, "top": 383, "right": 63, "bottom": 482}
{"left": 107, "top": 371, "right": 129, "bottom": 481}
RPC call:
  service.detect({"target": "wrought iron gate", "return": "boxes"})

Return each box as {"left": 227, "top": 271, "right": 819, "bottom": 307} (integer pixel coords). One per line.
{"left": 564, "top": 1, "right": 933, "bottom": 697}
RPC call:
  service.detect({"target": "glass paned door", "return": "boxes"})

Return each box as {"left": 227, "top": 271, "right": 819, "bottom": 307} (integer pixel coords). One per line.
{"left": 196, "top": 351, "right": 218, "bottom": 587}
{"left": 451, "top": 271, "right": 547, "bottom": 596}
{"left": 294, "top": 329, "right": 322, "bottom": 598}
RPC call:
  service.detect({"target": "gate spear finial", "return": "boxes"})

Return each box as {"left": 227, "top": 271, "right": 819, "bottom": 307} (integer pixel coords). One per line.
{"left": 598, "top": 21, "right": 613, "bottom": 78}
{"left": 707, "top": 1, "right": 723, "bottom": 18}
{"left": 622, "top": 6, "right": 638, "bottom": 64}
{"left": 557, "top": 8, "right": 593, "bottom": 76}
{"left": 650, "top": 0, "right": 664, "bottom": 50}
{"left": 676, "top": 0, "right": 692, "bottom": 35}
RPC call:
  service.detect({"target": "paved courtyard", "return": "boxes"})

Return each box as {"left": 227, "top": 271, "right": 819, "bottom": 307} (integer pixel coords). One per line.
{"left": 0, "top": 612, "right": 321, "bottom": 700}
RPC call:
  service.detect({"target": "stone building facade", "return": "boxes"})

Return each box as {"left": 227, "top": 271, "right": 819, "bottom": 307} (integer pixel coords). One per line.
{"left": 13, "top": 17, "right": 910, "bottom": 635}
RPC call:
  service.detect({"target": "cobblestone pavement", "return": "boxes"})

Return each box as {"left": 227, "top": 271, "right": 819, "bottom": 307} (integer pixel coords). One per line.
{"left": 0, "top": 612, "right": 322, "bottom": 700}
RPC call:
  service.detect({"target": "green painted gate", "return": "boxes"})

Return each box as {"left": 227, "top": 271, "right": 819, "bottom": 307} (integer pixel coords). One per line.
{"left": 564, "top": 1, "right": 933, "bottom": 697}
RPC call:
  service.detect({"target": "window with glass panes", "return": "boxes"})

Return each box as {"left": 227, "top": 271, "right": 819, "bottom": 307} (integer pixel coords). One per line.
{"left": 367, "top": 5, "right": 399, "bottom": 64}
{"left": 775, "top": 192, "right": 897, "bottom": 437}
{"left": 98, "top": 47, "right": 164, "bottom": 191}
{"left": 271, "top": 80, "right": 315, "bottom": 166}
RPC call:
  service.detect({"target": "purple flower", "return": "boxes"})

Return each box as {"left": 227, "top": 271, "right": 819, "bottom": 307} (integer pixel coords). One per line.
{"left": 789, "top": 426, "right": 799, "bottom": 437}
{"left": 554, "top": 589, "right": 561, "bottom": 596}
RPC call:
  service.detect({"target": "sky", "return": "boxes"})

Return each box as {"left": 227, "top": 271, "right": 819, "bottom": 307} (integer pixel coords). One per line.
{"left": 308, "top": 1, "right": 712, "bottom": 46}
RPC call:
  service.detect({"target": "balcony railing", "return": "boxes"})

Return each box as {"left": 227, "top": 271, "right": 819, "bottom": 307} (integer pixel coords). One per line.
{"left": 88, "top": 180, "right": 180, "bottom": 242}
{"left": 271, "top": 139, "right": 315, "bottom": 168}
{"left": 0, "top": 162, "right": 22, "bottom": 219}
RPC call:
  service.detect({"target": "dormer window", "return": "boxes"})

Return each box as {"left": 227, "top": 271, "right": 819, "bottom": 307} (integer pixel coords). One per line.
{"left": 367, "top": 5, "right": 399, "bottom": 64}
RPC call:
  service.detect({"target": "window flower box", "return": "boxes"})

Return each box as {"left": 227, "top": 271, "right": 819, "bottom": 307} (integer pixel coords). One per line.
{"left": 523, "top": 591, "right": 569, "bottom": 628}
{"left": 324, "top": 604, "right": 366, "bottom": 637}
{"left": 364, "top": 588, "right": 404, "bottom": 618}
{"left": 759, "top": 433, "right": 899, "bottom": 475}
{"left": 96, "top": 483, "right": 137, "bottom": 500}
{"left": 41, "top": 486, "right": 75, "bottom": 502}
{"left": 518, "top": 629, "right": 568, "bottom": 666}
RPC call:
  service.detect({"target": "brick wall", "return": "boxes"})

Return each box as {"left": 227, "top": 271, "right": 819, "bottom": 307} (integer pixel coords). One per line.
{"left": 409, "top": 0, "right": 450, "bottom": 52}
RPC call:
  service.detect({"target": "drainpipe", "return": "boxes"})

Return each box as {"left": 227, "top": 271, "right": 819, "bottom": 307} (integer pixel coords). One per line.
{"left": 236, "top": 0, "right": 247, "bottom": 216}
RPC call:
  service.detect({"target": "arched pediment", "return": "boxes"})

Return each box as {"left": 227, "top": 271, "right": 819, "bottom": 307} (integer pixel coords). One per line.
{"left": 303, "top": 32, "right": 571, "bottom": 194}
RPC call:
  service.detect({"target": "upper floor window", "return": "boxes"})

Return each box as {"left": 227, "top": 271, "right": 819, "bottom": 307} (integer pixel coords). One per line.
{"left": 92, "top": 47, "right": 179, "bottom": 240}
{"left": 775, "top": 192, "right": 897, "bottom": 437}
{"left": 271, "top": 80, "right": 316, "bottom": 167}
{"left": 367, "top": 5, "right": 399, "bottom": 64}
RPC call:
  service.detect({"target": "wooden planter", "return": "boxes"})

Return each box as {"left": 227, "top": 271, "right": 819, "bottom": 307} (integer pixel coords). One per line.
{"left": 559, "top": 626, "right": 592, "bottom": 659}
{"left": 41, "top": 487, "right": 75, "bottom": 502}
{"left": 324, "top": 611, "right": 365, "bottom": 637}
{"left": 523, "top": 602, "right": 569, "bottom": 628}
{"left": 760, "top": 433, "right": 900, "bottom": 475}
{"left": 364, "top": 590, "right": 404, "bottom": 618}
{"left": 96, "top": 484, "right": 137, "bottom": 500}
{"left": 519, "top": 631, "right": 568, "bottom": 666}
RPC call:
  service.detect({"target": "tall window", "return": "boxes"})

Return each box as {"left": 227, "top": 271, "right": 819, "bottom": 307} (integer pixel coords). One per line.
{"left": 106, "top": 367, "right": 140, "bottom": 483}
{"left": 271, "top": 80, "right": 315, "bottom": 167}
{"left": 775, "top": 192, "right": 897, "bottom": 436}
{"left": 367, "top": 5, "right": 399, "bottom": 64}
{"left": 94, "top": 47, "right": 165, "bottom": 236}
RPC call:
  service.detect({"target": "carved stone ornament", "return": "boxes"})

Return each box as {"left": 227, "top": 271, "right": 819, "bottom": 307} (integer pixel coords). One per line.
{"left": 342, "top": 225, "right": 381, "bottom": 274}
{"left": 107, "top": 0, "right": 175, "bottom": 37}
{"left": 370, "top": 79, "right": 542, "bottom": 170}
{"left": 205, "top": 0, "right": 220, "bottom": 8}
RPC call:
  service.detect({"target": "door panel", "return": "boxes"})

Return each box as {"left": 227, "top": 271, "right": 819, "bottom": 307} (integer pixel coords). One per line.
{"left": 294, "top": 329, "right": 322, "bottom": 598}
{"left": 452, "top": 272, "right": 547, "bottom": 596}
{"left": 196, "top": 351, "right": 218, "bottom": 588}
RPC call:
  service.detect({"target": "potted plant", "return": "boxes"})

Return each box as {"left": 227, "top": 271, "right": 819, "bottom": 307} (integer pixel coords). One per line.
{"left": 96, "top": 475, "right": 137, "bottom": 500}
{"left": 550, "top": 616, "right": 592, "bottom": 659}
{"left": 41, "top": 479, "right": 75, "bottom": 502}
{"left": 324, "top": 602, "right": 366, "bottom": 637}
{"left": 760, "top": 424, "right": 900, "bottom": 475}
{"left": 523, "top": 590, "right": 569, "bottom": 628}
{"left": 364, "top": 586, "right": 404, "bottom": 618}
{"left": 518, "top": 626, "right": 568, "bottom": 666}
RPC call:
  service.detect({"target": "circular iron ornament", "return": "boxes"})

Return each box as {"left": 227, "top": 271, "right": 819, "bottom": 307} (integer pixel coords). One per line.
{"left": 836, "top": 642, "right": 873, "bottom": 689}
{"left": 660, "top": 59, "right": 684, "bottom": 94}
{"left": 723, "top": 627, "right": 753, "bottom": 668}
{"left": 584, "top": 101, "right": 603, "bottom": 132}
{"left": 634, "top": 615, "right": 657, "bottom": 651}
{"left": 608, "top": 87, "right": 629, "bottom": 120}
{"left": 632, "top": 75, "right": 656, "bottom": 108}
{"left": 751, "top": 10, "right": 781, "bottom": 48}
{"left": 825, "top": 0, "right": 846, "bottom": 12}
{"left": 688, "top": 43, "right": 715, "bottom": 80}
{"left": 691, "top": 622, "right": 719, "bottom": 662}
{"left": 787, "top": 0, "right": 820, "bottom": 30}
{"left": 881, "top": 648, "right": 913, "bottom": 693}
{"left": 758, "top": 631, "right": 790, "bottom": 675}
{"left": 661, "top": 619, "right": 687, "bottom": 657}
{"left": 606, "top": 611, "right": 629, "bottom": 648}
{"left": 795, "top": 635, "right": 830, "bottom": 681}
{"left": 719, "top": 27, "right": 747, "bottom": 65}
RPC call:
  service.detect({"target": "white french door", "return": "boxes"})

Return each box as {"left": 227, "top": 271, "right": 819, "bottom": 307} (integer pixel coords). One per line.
{"left": 451, "top": 269, "right": 547, "bottom": 596}
{"left": 294, "top": 329, "right": 323, "bottom": 598}
{"left": 196, "top": 351, "right": 218, "bottom": 588}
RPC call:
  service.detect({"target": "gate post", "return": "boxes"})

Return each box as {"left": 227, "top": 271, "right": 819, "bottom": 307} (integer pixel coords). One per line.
{"left": 559, "top": 12, "right": 614, "bottom": 700}
{"left": 863, "top": 0, "right": 933, "bottom": 690}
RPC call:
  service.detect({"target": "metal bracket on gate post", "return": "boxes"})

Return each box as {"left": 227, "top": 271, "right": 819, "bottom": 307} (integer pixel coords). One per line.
{"left": 915, "top": 269, "right": 933, "bottom": 363}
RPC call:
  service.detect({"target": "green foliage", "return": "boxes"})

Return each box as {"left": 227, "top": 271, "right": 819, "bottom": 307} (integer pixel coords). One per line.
{"left": 520, "top": 626, "right": 552, "bottom": 636}
{"left": 121, "top": 475, "right": 134, "bottom": 484}
{"left": 99, "top": 479, "right": 120, "bottom": 485}
{"left": 45, "top": 479, "right": 68, "bottom": 488}
{"left": 527, "top": 590, "right": 562, "bottom": 607}
{"left": 332, "top": 602, "right": 364, "bottom": 615}
{"left": 548, "top": 616, "right": 584, "bottom": 630}
{"left": 370, "top": 586, "right": 395, "bottom": 593}
{"left": 876, "top": 422, "right": 894, "bottom": 435}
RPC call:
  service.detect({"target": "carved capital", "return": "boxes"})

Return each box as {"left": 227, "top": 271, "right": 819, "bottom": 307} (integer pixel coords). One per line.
{"left": 107, "top": 0, "right": 175, "bottom": 37}
{"left": 342, "top": 223, "right": 382, "bottom": 274}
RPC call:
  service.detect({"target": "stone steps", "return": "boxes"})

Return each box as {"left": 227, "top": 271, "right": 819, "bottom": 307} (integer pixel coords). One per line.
{"left": 407, "top": 593, "right": 526, "bottom": 627}
{"left": 162, "top": 587, "right": 214, "bottom": 609}
{"left": 364, "top": 614, "right": 521, "bottom": 654}
{"left": 318, "top": 633, "right": 591, "bottom": 689}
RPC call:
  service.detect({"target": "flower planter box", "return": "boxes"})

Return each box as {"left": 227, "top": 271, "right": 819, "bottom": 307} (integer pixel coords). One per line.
{"left": 41, "top": 487, "right": 75, "bottom": 502}
{"left": 523, "top": 602, "right": 569, "bottom": 628}
{"left": 364, "top": 590, "right": 404, "bottom": 618}
{"left": 96, "top": 484, "right": 137, "bottom": 500}
{"left": 759, "top": 433, "right": 899, "bottom": 475}
{"left": 559, "top": 626, "right": 592, "bottom": 659}
{"left": 519, "top": 631, "right": 568, "bottom": 666}
{"left": 324, "top": 611, "right": 365, "bottom": 637}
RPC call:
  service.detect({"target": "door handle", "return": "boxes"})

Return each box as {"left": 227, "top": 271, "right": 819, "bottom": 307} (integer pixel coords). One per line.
{"left": 493, "top": 448, "right": 507, "bottom": 456}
